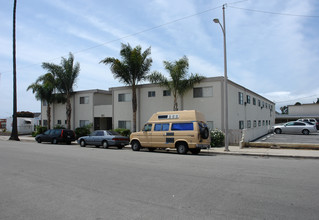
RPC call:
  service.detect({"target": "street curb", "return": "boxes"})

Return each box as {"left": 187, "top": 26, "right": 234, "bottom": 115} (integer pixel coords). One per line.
{"left": 244, "top": 142, "right": 319, "bottom": 150}
{"left": 208, "top": 151, "right": 319, "bottom": 159}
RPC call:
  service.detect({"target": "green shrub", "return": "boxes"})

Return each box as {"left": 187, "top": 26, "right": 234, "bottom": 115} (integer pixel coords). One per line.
{"left": 75, "top": 123, "right": 92, "bottom": 139}
{"left": 210, "top": 129, "right": 224, "bottom": 147}
{"left": 54, "top": 124, "right": 66, "bottom": 129}
{"left": 32, "top": 126, "right": 47, "bottom": 137}
{"left": 113, "top": 128, "right": 131, "bottom": 137}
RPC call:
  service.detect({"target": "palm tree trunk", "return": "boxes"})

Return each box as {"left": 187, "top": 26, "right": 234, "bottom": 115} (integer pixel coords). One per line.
{"left": 66, "top": 93, "right": 72, "bottom": 129}
{"left": 132, "top": 84, "right": 137, "bottom": 132}
{"left": 47, "top": 103, "right": 51, "bottom": 129}
{"left": 173, "top": 91, "right": 178, "bottom": 111}
{"left": 10, "top": 0, "right": 19, "bottom": 141}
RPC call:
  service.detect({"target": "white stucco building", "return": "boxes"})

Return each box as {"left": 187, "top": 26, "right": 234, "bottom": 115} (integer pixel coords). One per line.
{"left": 110, "top": 77, "right": 275, "bottom": 144}
{"left": 41, "top": 89, "right": 112, "bottom": 130}
{"left": 40, "top": 77, "right": 275, "bottom": 144}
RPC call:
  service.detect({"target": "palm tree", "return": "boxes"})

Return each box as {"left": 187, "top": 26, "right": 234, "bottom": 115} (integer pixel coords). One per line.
{"left": 100, "top": 43, "right": 152, "bottom": 132}
{"left": 42, "top": 53, "right": 80, "bottom": 129}
{"left": 10, "top": 0, "right": 19, "bottom": 141}
{"left": 149, "top": 56, "right": 205, "bottom": 111}
{"left": 27, "top": 73, "right": 56, "bottom": 129}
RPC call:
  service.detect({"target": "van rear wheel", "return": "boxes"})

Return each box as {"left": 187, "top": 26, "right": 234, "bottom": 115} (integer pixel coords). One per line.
{"left": 176, "top": 143, "right": 188, "bottom": 154}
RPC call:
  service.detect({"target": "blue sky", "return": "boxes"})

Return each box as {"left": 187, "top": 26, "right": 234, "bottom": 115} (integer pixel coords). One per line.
{"left": 1, "top": 0, "right": 319, "bottom": 118}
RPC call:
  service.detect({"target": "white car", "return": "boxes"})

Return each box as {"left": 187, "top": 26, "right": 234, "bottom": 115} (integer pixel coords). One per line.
{"left": 272, "top": 121, "right": 317, "bottom": 135}
{"left": 297, "top": 118, "right": 319, "bottom": 129}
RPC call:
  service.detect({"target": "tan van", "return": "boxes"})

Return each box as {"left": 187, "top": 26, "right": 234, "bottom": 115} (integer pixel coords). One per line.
{"left": 130, "top": 110, "right": 211, "bottom": 154}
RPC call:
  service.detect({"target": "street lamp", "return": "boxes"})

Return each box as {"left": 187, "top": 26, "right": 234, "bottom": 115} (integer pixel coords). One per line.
{"left": 214, "top": 4, "right": 229, "bottom": 151}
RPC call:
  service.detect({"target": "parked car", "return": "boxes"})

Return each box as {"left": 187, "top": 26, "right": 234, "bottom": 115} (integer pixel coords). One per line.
{"left": 272, "top": 121, "right": 317, "bottom": 135}
{"left": 297, "top": 118, "right": 319, "bottom": 130}
{"left": 78, "top": 130, "right": 129, "bottom": 149}
{"left": 35, "top": 129, "right": 76, "bottom": 144}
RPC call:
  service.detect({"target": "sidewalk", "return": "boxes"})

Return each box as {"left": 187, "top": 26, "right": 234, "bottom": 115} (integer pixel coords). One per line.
{"left": 1, "top": 135, "right": 319, "bottom": 159}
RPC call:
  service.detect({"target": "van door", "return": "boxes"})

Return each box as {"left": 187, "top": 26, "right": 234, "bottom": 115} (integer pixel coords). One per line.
{"left": 152, "top": 123, "right": 170, "bottom": 148}
{"left": 139, "top": 124, "right": 153, "bottom": 147}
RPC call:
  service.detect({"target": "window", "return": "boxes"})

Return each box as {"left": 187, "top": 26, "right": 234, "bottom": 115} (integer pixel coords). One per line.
{"left": 154, "top": 123, "right": 169, "bottom": 131}
{"left": 43, "top": 100, "right": 47, "bottom": 106}
{"left": 253, "top": 98, "right": 256, "bottom": 105}
{"left": 238, "top": 92, "right": 244, "bottom": 105}
{"left": 57, "top": 120, "right": 61, "bottom": 125}
{"left": 247, "top": 95, "right": 251, "bottom": 104}
{"left": 80, "top": 96, "right": 89, "bottom": 104}
{"left": 258, "top": 100, "right": 261, "bottom": 107}
{"left": 193, "top": 87, "right": 213, "bottom": 98}
{"left": 118, "top": 120, "right": 131, "bottom": 129}
{"left": 143, "top": 124, "right": 152, "bottom": 131}
{"left": 163, "top": 90, "right": 171, "bottom": 96}
{"left": 148, "top": 91, "right": 156, "bottom": 97}
{"left": 118, "top": 93, "right": 131, "bottom": 102}
{"left": 80, "top": 120, "right": 90, "bottom": 127}
{"left": 65, "top": 120, "right": 67, "bottom": 124}
{"left": 239, "top": 120, "right": 244, "bottom": 129}
{"left": 171, "top": 123, "right": 194, "bottom": 131}
{"left": 247, "top": 120, "right": 251, "bottom": 128}
{"left": 258, "top": 120, "right": 261, "bottom": 127}
{"left": 43, "top": 120, "right": 48, "bottom": 126}
{"left": 253, "top": 120, "right": 257, "bottom": 127}
{"left": 263, "top": 120, "right": 265, "bottom": 126}
{"left": 206, "top": 121, "right": 214, "bottom": 130}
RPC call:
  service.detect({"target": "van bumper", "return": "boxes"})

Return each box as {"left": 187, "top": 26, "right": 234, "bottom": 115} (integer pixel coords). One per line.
{"left": 196, "top": 144, "right": 211, "bottom": 149}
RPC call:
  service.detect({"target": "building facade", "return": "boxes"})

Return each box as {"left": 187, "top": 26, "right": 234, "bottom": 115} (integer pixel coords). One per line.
{"left": 40, "top": 77, "right": 275, "bottom": 144}
{"left": 41, "top": 89, "right": 112, "bottom": 130}
{"left": 276, "top": 103, "right": 319, "bottom": 123}
{"left": 110, "top": 77, "right": 275, "bottom": 144}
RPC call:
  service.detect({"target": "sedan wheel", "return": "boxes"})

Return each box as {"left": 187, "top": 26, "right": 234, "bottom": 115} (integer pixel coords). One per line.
{"left": 102, "top": 141, "right": 109, "bottom": 148}
{"left": 37, "top": 138, "right": 41, "bottom": 143}
{"left": 274, "top": 128, "right": 282, "bottom": 134}
{"left": 52, "top": 138, "right": 58, "bottom": 144}
{"left": 302, "top": 129, "right": 310, "bottom": 135}
{"left": 80, "top": 140, "right": 86, "bottom": 147}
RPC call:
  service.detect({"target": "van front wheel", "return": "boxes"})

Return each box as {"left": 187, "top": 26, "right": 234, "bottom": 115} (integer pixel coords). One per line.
{"left": 176, "top": 143, "right": 188, "bottom": 154}
{"left": 131, "top": 141, "right": 141, "bottom": 151}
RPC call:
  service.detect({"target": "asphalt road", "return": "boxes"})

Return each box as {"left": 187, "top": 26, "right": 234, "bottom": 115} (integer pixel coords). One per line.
{"left": 1, "top": 140, "right": 319, "bottom": 220}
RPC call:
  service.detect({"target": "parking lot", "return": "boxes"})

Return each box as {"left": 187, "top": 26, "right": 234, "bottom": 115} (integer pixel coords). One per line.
{"left": 256, "top": 132, "right": 319, "bottom": 144}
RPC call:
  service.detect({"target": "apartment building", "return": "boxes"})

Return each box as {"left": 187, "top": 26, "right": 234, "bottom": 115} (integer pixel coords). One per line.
{"left": 40, "top": 77, "right": 275, "bottom": 144}
{"left": 110, "top": 77, "right": 275, "bottom": 144}
{"left": 41, "top": 89, "right": 112, "bottom": 130}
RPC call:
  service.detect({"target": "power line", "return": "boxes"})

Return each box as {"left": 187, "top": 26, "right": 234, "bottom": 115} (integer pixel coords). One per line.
{"left": 228, "top": 5, "right": 319, "bottom": 18}
{"left": 1, "top": 5, "right": 224, "bottom": 74}
{"left": 275, "top": 94, "right": 319, "bottom": 104}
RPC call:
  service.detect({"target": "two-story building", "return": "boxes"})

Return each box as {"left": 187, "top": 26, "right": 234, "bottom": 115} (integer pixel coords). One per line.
{"left": 40, "top": 77, "right": 275, "bottom": 144}
{"left": 41, "top": 89, "right": 112, "bottom": 130}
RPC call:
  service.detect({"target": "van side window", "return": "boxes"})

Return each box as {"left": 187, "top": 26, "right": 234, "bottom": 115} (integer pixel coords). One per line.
{"left": 154, "top": 123, "right": 169, "bottom": 131}
{"left": 171, "top": 123, "right": 194, "bottom": 131}
{"left": 154, "top": 124, "right": 161, "bottom": 131}
{"left": 162, "top": 123, "right": 169, "bottom": 131}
